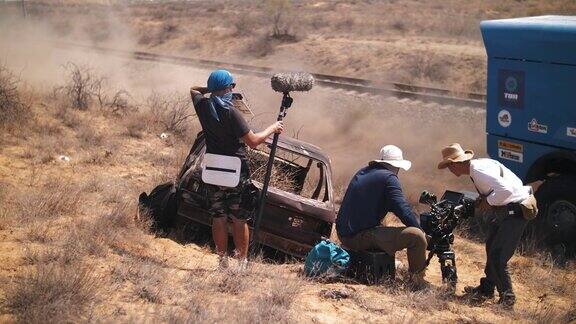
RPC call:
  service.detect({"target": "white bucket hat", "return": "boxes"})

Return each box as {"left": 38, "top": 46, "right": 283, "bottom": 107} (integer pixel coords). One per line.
{"left": 373, "top": 145, "right": 412, "bottom": 171}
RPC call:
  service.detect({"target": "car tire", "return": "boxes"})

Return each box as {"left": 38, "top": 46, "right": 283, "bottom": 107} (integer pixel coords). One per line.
{"left": 534, "top": 175, "right": 576, "bottom": 254}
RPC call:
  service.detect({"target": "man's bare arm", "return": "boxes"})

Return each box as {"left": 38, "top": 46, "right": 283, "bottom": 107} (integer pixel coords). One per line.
{"left": 242, "top": 121, "right": 284, "bottom": 149}
{"left": 190, "top": 86, "right": 209, "bottom": 98}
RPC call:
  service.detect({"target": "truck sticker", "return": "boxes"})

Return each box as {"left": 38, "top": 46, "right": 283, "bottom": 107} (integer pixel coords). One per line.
{"left": 498, "top": 110, "right": 511, "bottom": 127}
{"left": 498, "top": 140, "right": 523, "bottom": 152}
{"left": 498, "top": 70, "right": 525, "bottom": 109}
{"left": 498, "top": 148, "right": 523, "bottom": 163}
{"left": 567, "top": 127, "right": 576, "bottom": 138}
{"left": 528, "top": 119, "right": 548, "bottom": 134}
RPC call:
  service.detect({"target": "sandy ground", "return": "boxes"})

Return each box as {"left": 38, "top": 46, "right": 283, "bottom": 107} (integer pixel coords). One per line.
{"left": 0, "top": 44, "right": 574, "bottom": 322}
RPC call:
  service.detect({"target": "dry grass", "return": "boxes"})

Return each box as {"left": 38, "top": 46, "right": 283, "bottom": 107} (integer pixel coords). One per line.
{"left": 2, "top": 4, "right": 576, "bottom": 321}
{"left": 4, "top": 262, "right": 99, "bottom": 323}
{"left": 15, "top": 181, "right": 83, "bottom": 222}
{"left": 146, "top": 91, "right": 195, "bottom": 135}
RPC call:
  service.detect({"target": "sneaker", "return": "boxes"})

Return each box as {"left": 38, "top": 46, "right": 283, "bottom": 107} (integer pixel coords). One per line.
{"left": 236, "top": 258, "right": 249, "bottom": 272}
{"left": 218, "top": 255, "right": 229, "bottom": 270}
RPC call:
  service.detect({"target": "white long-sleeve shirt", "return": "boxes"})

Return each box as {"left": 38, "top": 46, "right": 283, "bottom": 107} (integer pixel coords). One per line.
{"left": 469, "top": 159, "right": 531, "bottom": 206}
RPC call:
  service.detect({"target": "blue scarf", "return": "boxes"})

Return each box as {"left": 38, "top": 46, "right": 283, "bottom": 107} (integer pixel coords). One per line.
{"left": 209, "top": 93, "right": 234, "bottom": 122}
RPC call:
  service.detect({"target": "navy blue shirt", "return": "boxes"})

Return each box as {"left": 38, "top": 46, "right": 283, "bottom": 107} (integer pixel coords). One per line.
{"left": 336, "top": 163, "right": 421, "bottom": 238}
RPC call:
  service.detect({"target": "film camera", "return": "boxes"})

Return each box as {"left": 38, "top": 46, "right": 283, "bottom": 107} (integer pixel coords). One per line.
{"left": 419, "top": 190, "right": 475, "bottom": 287}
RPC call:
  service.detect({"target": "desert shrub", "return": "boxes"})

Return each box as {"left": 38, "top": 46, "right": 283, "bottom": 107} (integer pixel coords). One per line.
{"left": 4, "top": 262, "right": 99, "bottom": 323}
{"left": 146, "top": 91, "right": 194, "bottom": 135}
{"left": 55, "top": 62, "right": 132, "bottom": 114}
{"left": 266, "top": 0, "right": 297, "bottom": 41}
{"left": 54, "top": 62, "right": 102, "bottom": 110}
{"left": 0, "top": 64, "right": 31, "bottom": 128}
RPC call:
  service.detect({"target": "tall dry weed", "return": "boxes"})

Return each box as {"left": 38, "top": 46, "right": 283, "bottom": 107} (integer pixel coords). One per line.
{"left": 0, "top": 63, "right": 32, "bottom": 129}
{"left": 146, "top": 91, "right": 194, "bottom": 135}
{"left": 4, "top": 262, "right": 99, "bottom": 323}
{"left": 16, "top": 181, "right": 83, "bottom": 222}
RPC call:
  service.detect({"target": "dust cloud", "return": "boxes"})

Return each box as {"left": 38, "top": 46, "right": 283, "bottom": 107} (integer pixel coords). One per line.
{"left": 0, "top": 4, "right": 486, "bottom": 204}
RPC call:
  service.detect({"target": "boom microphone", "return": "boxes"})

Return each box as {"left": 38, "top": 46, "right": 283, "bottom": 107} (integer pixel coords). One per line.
{"left": 251, "top": 72, "right": 314, "bottom": 257}
{"left": 271, "top": 72, "right": 315, "bottom": 93}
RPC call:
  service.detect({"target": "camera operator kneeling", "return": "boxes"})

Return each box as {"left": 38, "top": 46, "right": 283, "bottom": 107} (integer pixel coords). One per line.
{"left": 438, "top": 143, "right": 538, "bottom": 308}
{"left": 336, "top": 145, "right": 428, "bottom": 289}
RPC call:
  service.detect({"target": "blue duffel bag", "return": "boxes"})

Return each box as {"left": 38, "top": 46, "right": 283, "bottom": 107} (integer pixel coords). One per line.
{"left": 304, "top": 239, "right": 350, "bottom": 277}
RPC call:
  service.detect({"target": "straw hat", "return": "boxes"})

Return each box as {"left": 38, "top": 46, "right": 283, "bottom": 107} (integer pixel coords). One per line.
{"left": 373, "top": 145, "right": 412, "bottom": 171}
{"left": 437, "top": 143, "right": 474, "bottom": 169}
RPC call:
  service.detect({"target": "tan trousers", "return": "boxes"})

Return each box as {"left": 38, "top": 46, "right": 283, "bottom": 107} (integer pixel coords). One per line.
{"left": 339, "top": 226, "right": 427, "bottom": 273}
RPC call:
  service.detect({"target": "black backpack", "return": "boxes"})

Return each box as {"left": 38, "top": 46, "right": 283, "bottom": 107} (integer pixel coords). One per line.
{"left": 138, "top": 182, "right": 178, "bottom": 231}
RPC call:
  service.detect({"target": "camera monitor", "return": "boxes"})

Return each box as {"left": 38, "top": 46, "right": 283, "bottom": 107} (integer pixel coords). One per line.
{"left": 441, "top": 190, "right": 465, "bottom": 204}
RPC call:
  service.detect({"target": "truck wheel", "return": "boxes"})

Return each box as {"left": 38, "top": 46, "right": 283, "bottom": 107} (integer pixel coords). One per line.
{"left": 535, "top": 175, "right": 576, "bottom": 250}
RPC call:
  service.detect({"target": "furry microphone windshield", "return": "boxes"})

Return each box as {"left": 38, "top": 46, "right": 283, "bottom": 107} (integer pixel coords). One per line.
{"left": 270, "top": 72, "right": 315, "bottom": 93}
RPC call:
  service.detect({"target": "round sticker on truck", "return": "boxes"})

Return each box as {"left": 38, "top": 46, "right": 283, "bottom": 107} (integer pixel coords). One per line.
{"left": 498, "top": 109, "right": 511, "bottom": 128}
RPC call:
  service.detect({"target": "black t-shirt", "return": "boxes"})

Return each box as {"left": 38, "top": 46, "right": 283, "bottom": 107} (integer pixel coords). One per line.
{"left": 193, "top": 96, "right": 250, "bottom": 160}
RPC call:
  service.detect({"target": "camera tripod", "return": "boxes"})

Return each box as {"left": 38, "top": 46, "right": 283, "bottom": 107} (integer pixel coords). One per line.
{"left": 425, "top": 235, "right": 458, "bottom": 288}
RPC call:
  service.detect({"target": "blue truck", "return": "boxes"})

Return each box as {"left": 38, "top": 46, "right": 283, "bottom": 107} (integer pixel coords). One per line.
{"left": 481, "top": 16, "right": 576, "bottom": 254}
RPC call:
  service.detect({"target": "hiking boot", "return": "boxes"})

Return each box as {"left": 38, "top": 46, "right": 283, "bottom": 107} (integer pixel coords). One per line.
{"left": 464, "top": 285, "right": 495, "bottom": 299}
{"left": 464, "top": 278, "right": 495, "bottom": 300}
{"left": 498, "top": 292, "right": 516, "bottom": 309}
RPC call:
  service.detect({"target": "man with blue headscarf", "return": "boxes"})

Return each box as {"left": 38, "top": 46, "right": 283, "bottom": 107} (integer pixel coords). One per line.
{"left": 190, "top": 69, "right": 284, "bottom": 270}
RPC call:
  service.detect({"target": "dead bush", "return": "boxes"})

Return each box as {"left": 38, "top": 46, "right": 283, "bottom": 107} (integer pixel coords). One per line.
{"left": 266, "top": 0, "right": 297, "bottom": 41}
{"left": 0, "top": 63, "right": 32, "bottom": 128}
{"left": 146, "top": 91, "right": 194, "bottom": 135}
{"left": 4, "top": 262, "right": 99, "bottom": 323}
{"left": 101, "top": 89, "right": 133, "bottom": 116}
{"left": 54, "top": 62, "right": 102, "bottom": 110}
{"left": 54, "top": 62, "right": 132, "bottom": 114}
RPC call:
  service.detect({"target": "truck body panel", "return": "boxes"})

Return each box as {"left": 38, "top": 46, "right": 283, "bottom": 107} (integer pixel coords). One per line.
{"left": 482, "top": 16, "right": 576, "bottom": 179}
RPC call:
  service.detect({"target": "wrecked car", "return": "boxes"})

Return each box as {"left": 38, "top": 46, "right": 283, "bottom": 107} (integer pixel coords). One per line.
{"left": 141, "top": 132, "right": 336, "bottom": 258}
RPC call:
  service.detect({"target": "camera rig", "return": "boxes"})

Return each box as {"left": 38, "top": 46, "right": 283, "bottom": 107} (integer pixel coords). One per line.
{"left": 419, "top": 190, "right": 475, "bottom": 287}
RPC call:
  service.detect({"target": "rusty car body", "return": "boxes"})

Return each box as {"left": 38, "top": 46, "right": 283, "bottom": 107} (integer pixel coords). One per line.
{"left": 174, "top": 132, "right": 336, "bottom": 257}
